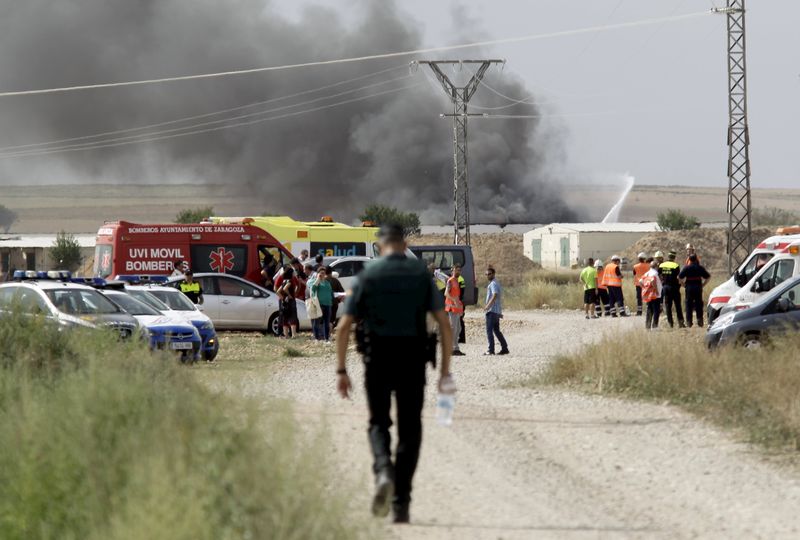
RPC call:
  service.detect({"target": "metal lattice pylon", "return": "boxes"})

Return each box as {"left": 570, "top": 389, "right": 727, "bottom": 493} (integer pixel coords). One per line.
{"left": 416, "top": 60, "right": 503, "bottom": 245}
{"left": 723, "top": 0, "right": 752, "bottom": 273}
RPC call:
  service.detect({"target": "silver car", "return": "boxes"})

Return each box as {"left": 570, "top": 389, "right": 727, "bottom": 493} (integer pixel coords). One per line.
{"left": 167, "top": 273, "right": 311, "bottom": 335}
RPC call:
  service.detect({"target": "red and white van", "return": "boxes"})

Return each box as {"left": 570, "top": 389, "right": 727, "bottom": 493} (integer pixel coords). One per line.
{"left": 93, "top": 221, "right": 293, "bottom": 285}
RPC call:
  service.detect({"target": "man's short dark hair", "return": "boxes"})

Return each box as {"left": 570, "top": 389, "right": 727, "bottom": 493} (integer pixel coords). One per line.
{"left": 377, "top": 223, "right": 405, "bottom": 242}
{"left": 184, "top": 270, "right": 193, "bottom": 276}
{"left": 290, "top": 257, "right": 300, "bottom": 265}
{"left": 487, "top": 266, "right": 496, "bottom": 274}
{"left": 315, "top": 254, "right": 324, "bottom": 263}
{"left": 688, "top": 254, "right": 698, "bottom": 263}
{"left": 587, "top": 257, "right": 594, "bottom": 266}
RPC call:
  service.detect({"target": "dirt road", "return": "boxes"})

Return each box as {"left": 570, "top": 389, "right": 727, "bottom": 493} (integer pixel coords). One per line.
{"left": 217, "top": 312, "right": 800, "bottom": 539}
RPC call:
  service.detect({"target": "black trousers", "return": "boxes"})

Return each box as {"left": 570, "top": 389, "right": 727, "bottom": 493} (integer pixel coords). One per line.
{"left": 635, "top": 286, "right": 643, "bottom": 315}
{"left": 646, "top": 300, "right": 661, "bottom": 329}
{"left": 685, "top": 286, "right": 705, "bottom": 327}
{"left": 662, "top": 285, "right": 684, "bottom": 327}
{"left": 364, "top": 347, "right": 427, "bottom": 506}
{"left": 607, "top": 286, "right": 624, "bottom": 315}
{"left": 595, "top": 288, "right": 611, "bottom": 316}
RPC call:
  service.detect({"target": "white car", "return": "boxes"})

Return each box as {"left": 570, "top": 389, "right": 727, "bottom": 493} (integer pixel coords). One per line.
{"left": 322, "top": 256, "right": 372, "bottom": 291}
{"left": 166, "top": 273, "right": 311, "bottom": 335}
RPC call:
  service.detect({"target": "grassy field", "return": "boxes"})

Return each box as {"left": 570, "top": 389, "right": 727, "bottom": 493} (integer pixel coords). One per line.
{"left": 0, "top": 316, "right": 367, "bottom": 540}
{"left": 534, "top": 330, "right": 800, "bottom": 451}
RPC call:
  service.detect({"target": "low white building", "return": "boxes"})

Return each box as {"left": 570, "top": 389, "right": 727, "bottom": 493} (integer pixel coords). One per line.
{"left": 523, "top": 223, "right": 659, "bottom": 269}
{"left": 0, "top": 234, "right": 96, "bottom": 279}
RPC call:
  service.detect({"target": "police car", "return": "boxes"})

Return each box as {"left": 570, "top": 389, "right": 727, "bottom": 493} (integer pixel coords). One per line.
{"left": 121, "top": 280, "right": 219, "bottom": 361}
{"left": 99, "top": 289, "right": 202, "bottom": 362}
{"left": 0, "top": 271, "right": 138, "bottom": 337}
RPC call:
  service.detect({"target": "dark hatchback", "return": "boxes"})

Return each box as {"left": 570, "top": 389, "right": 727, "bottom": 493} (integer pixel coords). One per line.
{"left": 706, "top": 276, "right": 800, "bottom": 349}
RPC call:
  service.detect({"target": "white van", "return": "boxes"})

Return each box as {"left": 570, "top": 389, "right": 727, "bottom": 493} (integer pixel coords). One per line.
{"left": 718, "top": 241, "right": 800, "bottom": 316}
{"left": 707, "top": 232, "right": 800, "bottom": 323}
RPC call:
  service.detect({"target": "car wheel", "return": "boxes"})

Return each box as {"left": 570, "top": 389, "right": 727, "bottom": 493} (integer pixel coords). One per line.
{"left": 740, "top": 333, "right": 762, "bottom": 349}
{"left": 267, "top": 313, "right": 280, "bottom": 337}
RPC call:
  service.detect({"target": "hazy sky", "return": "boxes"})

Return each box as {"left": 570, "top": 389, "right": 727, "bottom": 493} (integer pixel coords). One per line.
{"left": 292, "top": 0, "right": 799, "bottom": 189}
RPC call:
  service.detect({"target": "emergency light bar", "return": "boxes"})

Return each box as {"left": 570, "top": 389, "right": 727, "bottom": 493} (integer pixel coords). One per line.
{"left": 115, "top": 275, "right": 170, "bottom": 285}
{"left": 12, "top": 270, "right": 73, "bottom": 281}
{"left": 70, "top": 277, "right": 107, "bottom": 287}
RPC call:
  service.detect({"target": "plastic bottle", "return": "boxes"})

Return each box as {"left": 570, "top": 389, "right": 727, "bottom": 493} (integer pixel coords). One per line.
{"left": 435, "top": 376, "right": 457, "bottom": 427}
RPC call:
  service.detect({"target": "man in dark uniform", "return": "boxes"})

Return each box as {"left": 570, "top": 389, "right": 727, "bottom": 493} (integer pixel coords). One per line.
{"left": 659, "top": 251, "right": 685, "bottom": 328}
{"left": 679, "top": 254, "right": 711, "bottom": 327}
{"left": 179, "top": 271, "right": 203, "bottom": 305}
{"left": 335, "top": 224, "right": 453, "bottom": 525}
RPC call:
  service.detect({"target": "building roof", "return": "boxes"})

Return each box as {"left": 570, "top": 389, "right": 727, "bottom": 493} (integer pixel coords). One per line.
{"left": 0, "top": 234, "right": 96, "bottom": 249}
{"left": 526, "top": 222, "right": 659, "bottom": 234}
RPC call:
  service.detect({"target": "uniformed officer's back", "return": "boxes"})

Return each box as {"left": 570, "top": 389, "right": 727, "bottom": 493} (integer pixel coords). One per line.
{"left": 350, "top": 254, "right": 433, "bottom": 338}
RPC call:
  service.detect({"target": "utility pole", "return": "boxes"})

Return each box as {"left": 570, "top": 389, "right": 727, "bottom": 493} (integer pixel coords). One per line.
{"left": 714, "top": 1, "right": 752, "bottom": 273}
{"left": 414, "top": 60, "right": 504, "bottom": 245}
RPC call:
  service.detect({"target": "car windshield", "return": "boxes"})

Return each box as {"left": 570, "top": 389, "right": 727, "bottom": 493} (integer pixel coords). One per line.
{"left": 129, "top": 290, "right": 170, "bottom": 312}
{"left": 45, "top": 289, "right": 121, "bottom": 315}
{"left": 149, "top": 289, "right": 197, "bottom": 311}
{"left": 106, "top": 293, "right": 161, "bottom": 316}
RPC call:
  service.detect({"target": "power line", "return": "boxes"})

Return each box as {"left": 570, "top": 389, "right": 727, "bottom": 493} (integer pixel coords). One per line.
{"left": 0, "top": 65, "right": 406, "bottom": 153}
{"left": 0, "top": 11, "right": 712, "bottom": 99}
{"left": 0, "top": 83, "right": 421, "bottom": 159}
{"left": 0, "top": 74, "right": 412, "bottom": 155}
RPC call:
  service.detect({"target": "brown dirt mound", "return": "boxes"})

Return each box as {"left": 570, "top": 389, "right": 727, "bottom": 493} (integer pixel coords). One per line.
{"left": 622, "top": 227, "right": 774, "bottom": 272}
{"left": 410, "top": 233, "right": 535, "bottom": 286}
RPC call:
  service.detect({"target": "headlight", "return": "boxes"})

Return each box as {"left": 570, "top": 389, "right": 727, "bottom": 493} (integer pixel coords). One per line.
{"left": 710, "top": 313, "right": 736, "bottom": 330}
{"left": 201, "top": 320, "right": 214, "bottom": 331}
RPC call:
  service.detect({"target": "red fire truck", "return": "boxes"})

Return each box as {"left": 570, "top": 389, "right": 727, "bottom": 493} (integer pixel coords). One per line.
{"left": 93, "top": 221, "right": 293, "bottom": 285}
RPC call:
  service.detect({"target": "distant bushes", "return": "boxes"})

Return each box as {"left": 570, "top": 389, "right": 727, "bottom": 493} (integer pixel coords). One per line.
{"left": 0, "top": 315, "right": 361, "bottom": 540}
{"left": 175, "top": 206, "right": 214, "bottom": 224}
{"left": 657, "top": 209, "right": 700, "bottom": 231}
{"left": 752, "top": 207, "right": 800, "bottom": 227}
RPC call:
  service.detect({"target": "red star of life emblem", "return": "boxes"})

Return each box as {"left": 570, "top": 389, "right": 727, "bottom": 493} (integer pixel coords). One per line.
{"left": 209, "top": 247, "right": 235, "bottom": 273}
{"left": 101, "top": 252, "right": 111, "bottom": 269}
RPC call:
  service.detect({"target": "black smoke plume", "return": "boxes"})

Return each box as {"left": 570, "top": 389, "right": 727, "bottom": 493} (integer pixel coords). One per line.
{"left": 0, "top": 0, "right": 576, "bottom": 223}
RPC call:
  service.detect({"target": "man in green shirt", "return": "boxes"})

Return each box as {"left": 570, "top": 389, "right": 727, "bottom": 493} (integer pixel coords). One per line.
{"left": 335, "top": 224, "right": 453, "bottom": 524}
{"left": 579, "top": 258, "right": 598, "bottom": 320}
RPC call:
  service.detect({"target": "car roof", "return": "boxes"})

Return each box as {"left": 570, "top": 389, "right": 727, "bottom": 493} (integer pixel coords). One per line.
{"left": 0, "top": 280, "right": 97, "bottom": 291}
{"left": 325, "top": 256, "right": 372, "bottom": 264}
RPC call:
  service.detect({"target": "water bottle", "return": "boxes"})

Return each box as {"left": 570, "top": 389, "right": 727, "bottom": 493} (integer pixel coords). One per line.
{"left": 436, "top": 375, "right": 457, "bottom": 427}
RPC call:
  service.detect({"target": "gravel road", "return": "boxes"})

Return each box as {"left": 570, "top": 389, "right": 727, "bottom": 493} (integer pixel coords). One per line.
{"left": 219, "top": 311, "right": 800, "bottom": 539}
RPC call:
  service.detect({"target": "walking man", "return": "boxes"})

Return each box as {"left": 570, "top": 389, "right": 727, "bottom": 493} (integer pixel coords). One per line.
{"left": 445, "top": 265, "right": 465, "bottom": 356}
{"left": 633, "top": 252, "right": 649, "bottom": 316}
{"left": 335, "top": 224, "right": 453, "bottom": 524}
{"left": 659, "top": 251, "right": 686, "bottom": 328}
{"left": 579, "top": 258, "right": 598, "bottom": 320}
{"left": 641, "top": 259, "right": 663, "bottom": 330}
{"left": 484, "top": 266, "right": 509, "bottom": 355}
{"left": 603, "top": 255, "right": 626, "bottom": 317}
{"left": 679, "top": 254, "right": 711, "bottom": 327}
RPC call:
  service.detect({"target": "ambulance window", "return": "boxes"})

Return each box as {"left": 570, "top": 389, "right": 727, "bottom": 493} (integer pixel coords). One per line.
{"left": 94, "top": 244, "right": 113, "bottom": 278}
{"left": 740, "top": 253, "right": 774, "bottom": 284}
{"left": 259, "top": 246, "right": 286, "bottom": 268}
{"left": 758, "top": 259, "right": 795, "bottom": 291}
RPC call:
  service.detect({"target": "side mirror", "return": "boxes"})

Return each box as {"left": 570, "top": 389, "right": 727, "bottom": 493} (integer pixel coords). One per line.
{"left": 753, "top": 279, "right": 763, "bottom": 293}
{"left": 252, "top": 289, "right": 262, "bottom": 297}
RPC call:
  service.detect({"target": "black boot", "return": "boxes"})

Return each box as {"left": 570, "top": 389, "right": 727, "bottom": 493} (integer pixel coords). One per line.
{"left": 392, "top": 502, "right": 410, "bottom": 524}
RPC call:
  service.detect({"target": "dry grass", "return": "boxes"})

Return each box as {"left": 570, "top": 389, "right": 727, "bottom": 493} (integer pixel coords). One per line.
{"left": 537, "top": 330, "right": 800, "bottom": 450}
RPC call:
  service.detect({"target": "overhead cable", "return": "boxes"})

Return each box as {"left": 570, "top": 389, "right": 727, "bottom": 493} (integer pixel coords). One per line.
{"left": 0, "top": 11, "right": 712, "bottom": 98}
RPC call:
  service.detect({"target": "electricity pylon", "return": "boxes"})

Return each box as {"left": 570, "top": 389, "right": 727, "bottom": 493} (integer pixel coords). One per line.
{"left": 415, "top": 60, "right": 504, "bottom": 245}
{"left": 714, "top": 1, "right": 752, "bottom": 273}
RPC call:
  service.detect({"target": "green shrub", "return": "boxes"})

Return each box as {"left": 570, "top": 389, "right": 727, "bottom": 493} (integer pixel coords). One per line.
{"left": 49, "top": 231, "right": 84, "bottom": 272}
{"left": 359, "top": 204, "right": 420, "bottom": 237}
{"left": 537, "top": 330, "right": 800, "bottom": 449}
{"left": 752, "top": 207, "right": 800, "bottom": 227}
{"left": 175, "top": 206, "right": 214, "bottom": 224}
{"left": 657, "top": 209, "right": 700, "bottom": 231}
{"left": 0, "top": 315, "right": 363, "bottom": 540}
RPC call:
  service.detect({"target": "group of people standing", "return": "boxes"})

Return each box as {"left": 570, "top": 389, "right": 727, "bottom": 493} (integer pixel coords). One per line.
{"left": 261, "top": 250, "right": 344, "bottom": 341}
{"left": 579, "top": 244, "right": 712, "bottom": 330}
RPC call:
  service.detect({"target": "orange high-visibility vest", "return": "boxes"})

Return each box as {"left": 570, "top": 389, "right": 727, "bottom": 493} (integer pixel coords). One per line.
{"left": 603, "top": 263, "right": 622, "bottom": 287}
{"left": 685, "top": 254, "right": 701, "bottom": 266}
{"left": 596, "top": 267, "right": 607, "bottom": 290}
{"left": 641, "top": 274, "right": 660, "bottom": 303}
{"left": 444, "top": 276, "right": 464, "bottom": 314}
{"left": 633, "top": 261, "right": 649, "bottom": 287}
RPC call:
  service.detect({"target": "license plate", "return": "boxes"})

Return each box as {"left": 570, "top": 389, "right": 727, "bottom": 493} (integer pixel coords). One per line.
{"left": 170, "top": 342, "right": 193, "bottom": 350}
